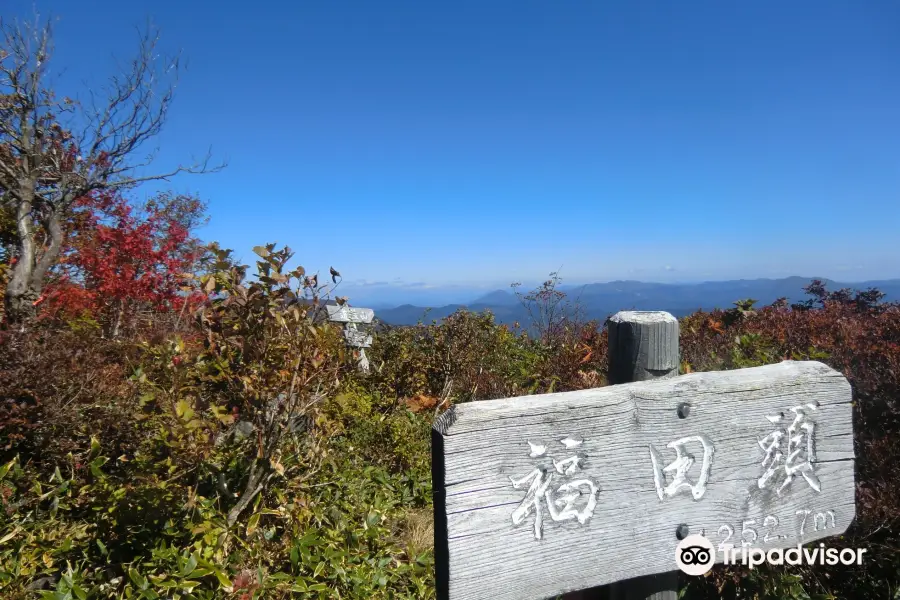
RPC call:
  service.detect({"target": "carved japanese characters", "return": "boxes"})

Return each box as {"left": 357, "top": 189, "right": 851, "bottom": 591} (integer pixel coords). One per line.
{"left": 510, "top": 438, "right": 599, "bottom": 539}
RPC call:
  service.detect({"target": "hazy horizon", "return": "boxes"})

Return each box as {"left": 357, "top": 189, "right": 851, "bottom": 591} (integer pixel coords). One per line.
{"left": 337, "top": 272, "right": 900, "bottom": 309}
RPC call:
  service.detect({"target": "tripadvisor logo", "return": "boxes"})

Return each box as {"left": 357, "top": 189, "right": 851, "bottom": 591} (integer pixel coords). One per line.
{"left": 675, "top": 535, "right": 715, "bottom": 576}
{"left": 675, "top": 534, "right": 868, "bottom": 575}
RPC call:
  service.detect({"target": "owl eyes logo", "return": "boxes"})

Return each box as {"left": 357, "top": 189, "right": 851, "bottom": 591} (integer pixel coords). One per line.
{"left": 679, "top": 545, "right": 711, "bottom": 565}
{"left": 675, "top": 534, "right": 716, "bottom": 576}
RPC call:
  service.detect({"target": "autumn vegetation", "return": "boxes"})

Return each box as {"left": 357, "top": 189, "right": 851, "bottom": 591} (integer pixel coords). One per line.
{"left": 2, "top": 15, "right": 899, "bottom": 600}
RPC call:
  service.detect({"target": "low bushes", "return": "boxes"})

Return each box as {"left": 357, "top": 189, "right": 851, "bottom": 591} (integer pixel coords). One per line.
{"left": 1, "top": 263, "right": 898, "bottom": 598}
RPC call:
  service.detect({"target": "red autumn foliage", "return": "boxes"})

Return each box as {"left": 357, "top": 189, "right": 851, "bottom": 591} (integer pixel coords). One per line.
{"left": 42, "top": 191, "right": 209, "bottom": 335}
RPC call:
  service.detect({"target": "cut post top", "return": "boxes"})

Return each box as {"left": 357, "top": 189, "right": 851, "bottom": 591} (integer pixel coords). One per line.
{"left": 608, "top": 310, "right": 678, "bottom": 324}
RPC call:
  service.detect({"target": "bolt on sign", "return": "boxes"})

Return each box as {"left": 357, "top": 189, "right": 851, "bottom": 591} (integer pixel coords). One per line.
{"left": 431, "top": 361, "right": 856, "bottom": 600}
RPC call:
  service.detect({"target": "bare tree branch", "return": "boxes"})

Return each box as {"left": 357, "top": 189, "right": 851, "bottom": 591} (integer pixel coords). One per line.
{"left": 0, "top": 15, "right": 225, "bottom": 324}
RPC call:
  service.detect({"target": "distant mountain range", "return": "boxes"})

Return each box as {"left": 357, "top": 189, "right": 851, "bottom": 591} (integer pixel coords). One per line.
{"left": 372, "top": 277, "right": 900, "bottom": 326}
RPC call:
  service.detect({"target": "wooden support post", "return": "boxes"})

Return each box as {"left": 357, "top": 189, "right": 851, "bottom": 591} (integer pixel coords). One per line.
{"left": 607, "top": 311, "right": 680, "bottom": 385}
{"left": 345, "top": 322, "right": 371, "bottom": 373}
{"left": 566, "top": 311, "right": 680, "bottom": 600}
{"left": 606, "top": 311, "right": 680, "bottom": 600}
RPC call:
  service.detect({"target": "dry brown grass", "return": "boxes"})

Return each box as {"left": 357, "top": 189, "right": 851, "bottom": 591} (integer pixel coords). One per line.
{"left": 393, "top": 507, "right": 434, "bottom": 558}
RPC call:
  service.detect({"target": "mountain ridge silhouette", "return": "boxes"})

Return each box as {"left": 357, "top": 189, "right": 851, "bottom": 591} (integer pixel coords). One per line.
{"left": 373, "top": 276, "right": 900, "bottom": 325}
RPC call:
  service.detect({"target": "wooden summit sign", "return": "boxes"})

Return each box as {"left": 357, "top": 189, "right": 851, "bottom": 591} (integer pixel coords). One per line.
{"left": 432, "top": 360, "right": 855, "bottom": 600}
{"left": 326, "top": 304, "right": 374, "bottom": 372}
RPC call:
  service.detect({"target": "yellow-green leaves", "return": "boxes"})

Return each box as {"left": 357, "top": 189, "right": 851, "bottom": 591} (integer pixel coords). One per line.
{"left": 209, "top": 403, "right": 234, "bottom": 425}
{"left": 0, "top": 455, "right": 17, "bottom": 481}
{"left": 0, "top": 527, "right": 19, "bottom": 544}
{"left": 88, "top": 436, "right": 101, "bottom": 460}
{"left": 173, "top": 399, "right": 205, "bottom": 430}
{"left": 245, "top": 512, "right": 261, "bottom": 537}
{"left": 174, "top": 399, "right": 194, "bottom": 421}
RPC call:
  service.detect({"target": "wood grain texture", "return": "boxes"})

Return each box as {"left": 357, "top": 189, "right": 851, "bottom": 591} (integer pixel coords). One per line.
{"left": 607, "top": 311, "right": 679, "bottom": 384}
{"left": 326, "top": 305, "right": 374, "bottom": 324}
{"left": 432, "top": 361, "right": 855, "bottom": 600}
{"left": 342, "top": 328, "right": 373, "bottom": 348}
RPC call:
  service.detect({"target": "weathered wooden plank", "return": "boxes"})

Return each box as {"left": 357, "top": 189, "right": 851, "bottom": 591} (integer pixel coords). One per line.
{"left": 326, "top": 304, "right": 374, "bottom": 324}
{"left": 343, "top": 328, "right": 373, "bottom": 348}
{"left": 432, "top": 361, "right": 855, "bottom": 600}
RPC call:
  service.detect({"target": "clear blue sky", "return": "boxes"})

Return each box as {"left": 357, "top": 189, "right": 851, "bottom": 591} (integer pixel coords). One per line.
{"left": 10, "top": 1, "right": 900, "bottom": 304}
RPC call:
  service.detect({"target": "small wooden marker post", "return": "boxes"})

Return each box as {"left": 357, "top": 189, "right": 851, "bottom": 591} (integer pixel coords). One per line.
{"left": 326, "top": 304, "right": 374, "bottom": 373}
{"left": 604, "top": 311, "right": 680, "bottom": 600}
{"left": 431, "top": 311, "right": 856, "bottom": 600}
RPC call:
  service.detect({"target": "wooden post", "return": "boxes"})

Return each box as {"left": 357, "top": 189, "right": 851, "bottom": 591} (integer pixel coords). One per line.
{"left": 603, "top": 311, "right": 680, "bottom": 600}
{"left": 607, "top": 311, "right": 680, "bottom": 385}
{"left": 326, "top": 304, "right": 374, "bottom": 373}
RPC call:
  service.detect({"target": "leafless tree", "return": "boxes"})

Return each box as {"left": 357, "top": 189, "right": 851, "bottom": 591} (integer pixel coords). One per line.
{"left": 512, "top": 271, "right": 567, "bottom": 343}
{"left": 0, "top": 15, "right": 224, "bottom": 325}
